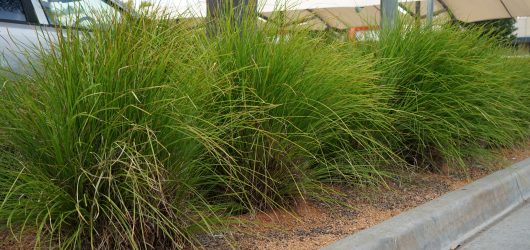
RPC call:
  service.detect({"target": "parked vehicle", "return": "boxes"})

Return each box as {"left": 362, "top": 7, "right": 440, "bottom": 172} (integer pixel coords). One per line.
{"left": 0, "top": 0, "right": 123, "bottom": 72}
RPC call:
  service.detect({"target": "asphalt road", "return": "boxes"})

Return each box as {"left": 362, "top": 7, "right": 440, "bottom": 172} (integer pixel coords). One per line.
{"left": 459, "top": 201, "right": 530, "bottom": 250}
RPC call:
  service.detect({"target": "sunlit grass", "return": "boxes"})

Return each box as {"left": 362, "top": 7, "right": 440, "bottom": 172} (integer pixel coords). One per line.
{"left": 0, "top": 13, "right": 223, "bottom": 249}
{"left": 0, "top": 8, "right": 394, "bottom": 248}
{"left": 0, "top": 8, "right": 527, "bottom": 249}
{"left": 364, "top": 20, "right": 528, "bottom": 169}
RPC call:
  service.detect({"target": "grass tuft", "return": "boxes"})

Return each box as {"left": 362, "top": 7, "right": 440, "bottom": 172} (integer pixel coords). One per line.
{"left": 365, "top": 21, "right": 528, "bottom": 169}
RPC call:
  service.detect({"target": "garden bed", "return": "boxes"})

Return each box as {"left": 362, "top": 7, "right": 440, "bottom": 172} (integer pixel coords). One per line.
{"left": 198, "top": 142, "right": 530, "bottom": 249}
{"left": 2, "top": 143, "right": 528, "bottom": 250}
{"left": 0, "top": 11, "right": 528, "bottom": 250}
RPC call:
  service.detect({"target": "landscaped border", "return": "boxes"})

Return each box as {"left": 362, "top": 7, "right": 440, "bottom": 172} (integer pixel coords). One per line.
{"left": 324, "top": 157, "right": 530, "bottom": 250}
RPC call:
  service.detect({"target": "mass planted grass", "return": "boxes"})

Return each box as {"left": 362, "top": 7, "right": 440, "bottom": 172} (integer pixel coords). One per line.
{"left": 504, "top": 55, "right": 530, "bottom": 130}
{"left": 364, "top": 21, "right": 528, "bottom": 169}
{"left": 197, "top": 11, "right": 397, "bottom": 213}
{"left": 0, "top": 7, "right": 528, "bottom": 248}
{"left": 0, "top": 14, "right": 224, "bottom": 249}
{"left": 0, "top": 9, "right": 395, "bottom": 249}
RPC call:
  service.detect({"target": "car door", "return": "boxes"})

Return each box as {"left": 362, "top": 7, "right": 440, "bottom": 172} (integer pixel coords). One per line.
{"left": 0, "top": 0, "right": 55, "bottom": 73}
{"left": 0, "top": 0, "right": 122, "bottom": 74}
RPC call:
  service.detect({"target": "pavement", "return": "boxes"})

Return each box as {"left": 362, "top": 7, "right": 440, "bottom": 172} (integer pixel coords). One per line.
{"left": 459, "top": 201, "right": 530, "bottom": 250}
{"left": 323, "top": 157, "right": 530, "bottom": 250}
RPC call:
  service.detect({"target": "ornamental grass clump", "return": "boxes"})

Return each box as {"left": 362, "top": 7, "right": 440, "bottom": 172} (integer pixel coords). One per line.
{"left": 503, "top": 56, "right": 530, "bottom": 130}
{"left": 366, "top": 21, "right": 528, "bottom": 169}
{"left": 0, "top": 14, "right": 221, "bottom": 249}
{"left": 3, "top": 5, "right": 526, "bottom": 249}
{"left": 193, "top": 9, "right": 397, "bottom": 213}
{"left": 0, "top": 7, "right": 394, "bottom": 248}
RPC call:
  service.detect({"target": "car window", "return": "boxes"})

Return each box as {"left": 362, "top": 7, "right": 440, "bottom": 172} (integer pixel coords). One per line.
{"left": 0, "top": 0, "right": 27, "bottom": 22}
{"left": 39, "top": 0, "right": 120, "bottom": 27}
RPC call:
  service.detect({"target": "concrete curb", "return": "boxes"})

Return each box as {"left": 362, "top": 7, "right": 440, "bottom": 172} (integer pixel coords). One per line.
{"left": 322, "top": 157, "right": 530, "bottom": 250}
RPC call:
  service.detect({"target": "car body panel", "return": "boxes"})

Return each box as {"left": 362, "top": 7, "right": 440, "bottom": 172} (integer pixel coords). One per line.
{"left": 0, "top": 0, "right": 121, "bottom": 74}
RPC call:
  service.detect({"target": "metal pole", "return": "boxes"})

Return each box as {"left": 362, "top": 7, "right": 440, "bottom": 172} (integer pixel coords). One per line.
{"left": 206, "top": 0, "right": 221, "bottom": 36}
{"left": 426, "top": 0, "right": 434, "bottom": 27}
{"left": 381, "top": 0, "right": 398, "bottom": 30}
{"left": 415, "top": 1, "right": 421, "bottom": 27}
{"left": 206, "top": 0, "right": 256, "bottom": 36}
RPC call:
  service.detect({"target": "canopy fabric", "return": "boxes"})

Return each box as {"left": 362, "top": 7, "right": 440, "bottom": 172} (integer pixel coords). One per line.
{"left": 131, "top": 0, "right": 530, "bottom": 29}
{"left": 133, "top": 0, "right": 409, "bottom": 17}
{"left": 442, "top": 0, "right": 530, "bottom": 22}
{"left": 261, "top": 6, "right": 381, "bottom": 30}
{"left": 282, "top": 0, "right": 530, "bottom": 28}
{"left": 400, "top": 1, "right": 445, "bottom": 17}
{"left": 443, "top": 0, "right": 511, "bottom": 22}
{"left": 302, "top": 7, "right": 381, "bottom": 29}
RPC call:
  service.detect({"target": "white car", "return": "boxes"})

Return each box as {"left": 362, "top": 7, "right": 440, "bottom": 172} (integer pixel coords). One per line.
{"left": 0, "top": 0, "right": 124, "bottom": 72}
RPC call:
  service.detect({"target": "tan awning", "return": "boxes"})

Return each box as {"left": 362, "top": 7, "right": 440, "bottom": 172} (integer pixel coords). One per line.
{"left": 138, "top": 0, "right": 530, "bottom": 29}
{"left": 311, "top": 7, "right": 381, "bottom": 29}
{"left": 262, "top": 6, "right": 381, "bottom": 30}
{"left": 260, "top": 0, "right": 530, "bottom": 30}
{"left": 443, "top": 0, "right": 511, "bottom": 22}
{"left": 400, "top": 1, "right": 445, "bottom": 17}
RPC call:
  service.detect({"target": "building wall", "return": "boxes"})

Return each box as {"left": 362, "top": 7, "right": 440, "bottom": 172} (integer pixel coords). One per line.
{"left": 515, "top": 17, "right": 530, "bottom": 38}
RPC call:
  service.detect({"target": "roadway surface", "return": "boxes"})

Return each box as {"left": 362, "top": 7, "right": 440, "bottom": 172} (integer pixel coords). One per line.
{"left": 459, "top": 201, "right": 530, "bottom": 250}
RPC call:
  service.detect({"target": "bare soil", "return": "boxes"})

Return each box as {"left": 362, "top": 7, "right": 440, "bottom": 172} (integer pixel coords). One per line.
{"left": 199, "top": 142, "right": 530, "bottom": 250}
{"left": 0, "top": 229, "right": 38, "bottom": 250}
